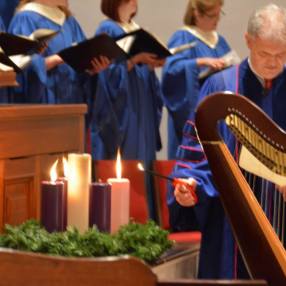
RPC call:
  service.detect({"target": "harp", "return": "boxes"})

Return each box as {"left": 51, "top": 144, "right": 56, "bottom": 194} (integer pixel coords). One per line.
{"left": 195, "top": 92, "right": 286, "bottom": 286}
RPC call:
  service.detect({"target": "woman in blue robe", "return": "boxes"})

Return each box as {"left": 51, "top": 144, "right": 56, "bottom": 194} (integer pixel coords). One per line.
{"left": 8, "top": 0, "right": 92, "bottom": 105}
{"left": 92, "top": 0, "right": 163, "bottom": 162}
{"left": 169, "top": 4, "right": 286, "bottom": 279}
{"left": 0, "top": 16, "right": 10, "bottom": 103}
{"left": 162, "top": 0, "right": 232, "bottom": 159}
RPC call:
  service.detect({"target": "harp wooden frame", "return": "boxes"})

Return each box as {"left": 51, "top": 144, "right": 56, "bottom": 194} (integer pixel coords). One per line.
{"left": 195, "top": 92, "right": 286, "bottom": 286}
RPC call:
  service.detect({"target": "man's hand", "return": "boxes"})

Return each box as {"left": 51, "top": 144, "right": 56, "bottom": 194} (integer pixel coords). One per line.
{"left": 173, "top": 178, "right": 197, "bottom": 207}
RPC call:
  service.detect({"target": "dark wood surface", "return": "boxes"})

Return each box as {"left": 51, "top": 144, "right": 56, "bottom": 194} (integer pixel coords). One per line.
{"left": 0, "top": 247, "right": 267, "bottom": 286}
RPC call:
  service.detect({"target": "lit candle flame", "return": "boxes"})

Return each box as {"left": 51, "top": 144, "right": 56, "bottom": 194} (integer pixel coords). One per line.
{"left": 50, "top": 159, "right": 58, "bottom": 183}
{"left": 137, "top": 162, "right": 144, "bottom": 171}
{"left": 63, "top": 157, "right": 69, "bottom": 178}
{"left": 116, "top": 149, "right": 122, "bottom": 179}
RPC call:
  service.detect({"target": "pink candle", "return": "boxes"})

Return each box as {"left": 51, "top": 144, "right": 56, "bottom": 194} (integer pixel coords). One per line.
{"left": 107, "top": 150, "right": 130, "bottom": 233}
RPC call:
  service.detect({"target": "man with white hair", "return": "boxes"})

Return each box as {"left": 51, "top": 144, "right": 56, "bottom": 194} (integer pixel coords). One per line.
{"left": 168, "top": 3, "right": 286, "bottom": 279}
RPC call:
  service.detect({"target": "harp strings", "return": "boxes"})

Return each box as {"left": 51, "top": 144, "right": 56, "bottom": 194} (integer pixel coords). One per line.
{"left": 225, "top": 111, "right": 285, "bottom": 247}
{"left": 241, "top": 158, "right": 285, "bottom": 247}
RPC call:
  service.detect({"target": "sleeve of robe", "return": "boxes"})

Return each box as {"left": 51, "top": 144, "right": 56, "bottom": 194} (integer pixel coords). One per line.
{"left": 167, "top": 70, "right": 234, "bottom": 231}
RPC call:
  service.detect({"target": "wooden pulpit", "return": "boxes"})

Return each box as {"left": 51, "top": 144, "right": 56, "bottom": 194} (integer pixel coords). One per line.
{"left": 0, "top": 104, "right": 86, "bottom": 231}
{"left": 0, "top": 70, "right": 18, "bottom": 87}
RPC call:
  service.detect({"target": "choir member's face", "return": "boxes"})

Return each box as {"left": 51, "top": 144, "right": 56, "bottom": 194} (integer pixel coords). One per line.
{"left": 118, "top": 0, "right": 137, "bottom": 20}
{"left": 195, "top": 4, "right": 222, "bottom": 31}
{"left": 246, "top": 33, "right": 286, "bottom": 80}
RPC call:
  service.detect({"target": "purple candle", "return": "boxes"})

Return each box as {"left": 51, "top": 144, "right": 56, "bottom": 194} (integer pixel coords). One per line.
{"left": 41, "top": 180, "right": 65, "bottom": 232}
{"left": 89, "top": 182, "right": 111, "bottom": 232}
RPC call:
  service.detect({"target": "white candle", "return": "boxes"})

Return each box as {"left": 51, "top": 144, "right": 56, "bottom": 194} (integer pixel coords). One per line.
{"left": 67, "top": 153, "right": 91, "bottom": 232}
{"left": 107, "top": 150, "right": 130, "bottom": 233}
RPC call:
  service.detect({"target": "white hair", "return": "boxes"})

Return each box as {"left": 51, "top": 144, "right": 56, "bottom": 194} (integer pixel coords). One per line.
{"left": 247, "top": 3, "right": 286, "bottom": 44}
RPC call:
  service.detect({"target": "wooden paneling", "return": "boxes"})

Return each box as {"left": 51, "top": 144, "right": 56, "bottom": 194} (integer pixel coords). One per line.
{"left": 4, "top": 177, "right": 34, "bottom": 226}
{"left": 0, "top": 105, "right": 85, "bottom": 158}
{"left": 0, "top": 104, "right": 86, "bottom": 231}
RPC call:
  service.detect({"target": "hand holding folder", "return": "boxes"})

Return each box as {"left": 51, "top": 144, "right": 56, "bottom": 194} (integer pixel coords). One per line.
{"left": 116, "top": 28, "right": 197, "bottom": 59}
{"left": 58, "top": 30, "right": 196, "bottom": 72}
{"left": 58, "top": 34, "right": 127, "bottom": 72}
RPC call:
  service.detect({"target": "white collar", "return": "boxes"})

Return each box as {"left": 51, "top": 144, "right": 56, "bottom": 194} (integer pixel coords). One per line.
{"left": 19, "top": 3, "right": 66, "bottom": 26}
{"left": 118, "top": 20, "right": 140, "bottom": 33}
{"left": 181, "top": 25, "right": 218, "bottom": 49}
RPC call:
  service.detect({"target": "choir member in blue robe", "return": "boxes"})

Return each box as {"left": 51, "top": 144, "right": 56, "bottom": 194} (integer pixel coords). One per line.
{"left": 0, "top": 0, "right": 19, "bottom": 29}
{"left": 92, "top": 0, "right": 163, "bottom": 162}
{"left": 0, "top": 16, "right": 10, "bottom": 103}
{"left": 168, "top": 3, "right": 286, "bottom": 279}
{"left": 91, "top": 0, "right": 164, "bottom": 219}
{"left": 162, "top": 0, "right": 231, "bottom": 159}
{"left": 8, "top": 0, "right": 92, "bottom": 104}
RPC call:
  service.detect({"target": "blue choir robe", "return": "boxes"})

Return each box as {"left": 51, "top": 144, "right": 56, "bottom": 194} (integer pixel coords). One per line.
{"left": 8, "top": 3, "right": 92, "bottom": 106}
{"left": 91, "top": 19, "right": 162, "bottom": 162}
{"left": 0, "top": 16, "right": 10, "bottom": 103}
{"left": 168, "top": 58, "right": 286, "bottom": 279}
{"left": 0, "top": 0, "right": 19, "bottom": 29}
{"left": 162, "top": 26, "right": 231, "bottom": 158}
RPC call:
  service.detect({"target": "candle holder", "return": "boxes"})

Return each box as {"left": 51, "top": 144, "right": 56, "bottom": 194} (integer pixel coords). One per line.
{"left": 89, "top": 182, "right": 111, "bottom": 232}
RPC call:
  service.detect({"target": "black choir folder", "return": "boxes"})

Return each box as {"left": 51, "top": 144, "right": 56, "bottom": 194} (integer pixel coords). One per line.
{"left": 59, "top": 34, "right": 127, "bottom": 72}
{"left": 0, "top": 29, "right": 59, "bottom": 56}
{"left": 0, "top": 29, "right": 59, "bottom": 72}
{"left": 116, "top": 28, "right": 196, "bottom": 59}
{"left": 59, "top": 30, "right": 197, "bottom": 72}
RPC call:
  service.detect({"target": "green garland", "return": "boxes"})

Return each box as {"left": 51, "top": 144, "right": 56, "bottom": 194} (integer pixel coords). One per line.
{"left": 0, "top": 220, "right": 173, "bottom": 263}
